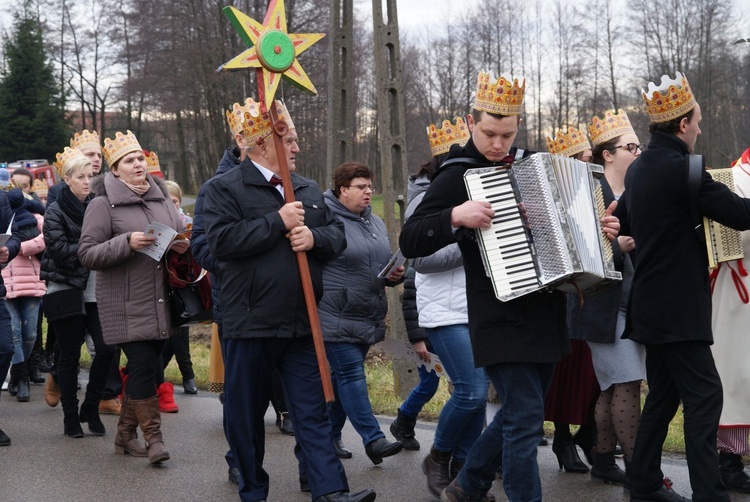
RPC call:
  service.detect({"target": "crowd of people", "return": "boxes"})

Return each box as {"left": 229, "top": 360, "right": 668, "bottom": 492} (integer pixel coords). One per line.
{"left": 1, "top": 67, "right": 750, "bottom": 502}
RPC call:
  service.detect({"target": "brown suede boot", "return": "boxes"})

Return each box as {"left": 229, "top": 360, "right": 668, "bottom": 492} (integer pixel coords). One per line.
{"left": 114, "top": 395, "right": 147, "bottom": 457}
{"left": 131, "top": 395, "right": 170, "bottom": 464}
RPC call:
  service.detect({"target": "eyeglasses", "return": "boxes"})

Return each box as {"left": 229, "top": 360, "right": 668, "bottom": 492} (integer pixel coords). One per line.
{"left": 346, "top": 184, "right": 374, "bottom": 192}
{"left": 610, "top": 143, "right": 645, "bottom": 155}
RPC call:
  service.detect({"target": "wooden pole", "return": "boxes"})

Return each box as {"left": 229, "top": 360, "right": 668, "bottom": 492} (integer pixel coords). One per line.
{"left": 270, "top": 104, "right": 335, "bottom": 403}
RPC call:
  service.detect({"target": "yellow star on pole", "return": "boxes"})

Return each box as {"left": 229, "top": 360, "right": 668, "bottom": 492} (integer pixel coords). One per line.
{"left": 218, "top": 0, "right": 324, "bottom": 111}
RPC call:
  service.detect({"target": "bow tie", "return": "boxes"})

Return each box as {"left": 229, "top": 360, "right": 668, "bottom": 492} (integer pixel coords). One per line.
{"left": 269, "top": 175, "right": 283, "bottom": 187}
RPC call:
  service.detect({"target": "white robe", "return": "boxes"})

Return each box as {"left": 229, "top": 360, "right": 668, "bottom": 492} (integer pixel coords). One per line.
{"left": 711, "top": 163, "right": 750, "bottom": 426}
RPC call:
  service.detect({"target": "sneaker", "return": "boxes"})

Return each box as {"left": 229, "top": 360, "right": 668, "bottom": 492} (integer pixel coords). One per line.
{"left": 99, "top": 397, "right": 122, "bottom": 415}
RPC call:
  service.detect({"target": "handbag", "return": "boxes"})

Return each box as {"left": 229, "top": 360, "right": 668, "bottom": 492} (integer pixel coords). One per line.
{"left": 165, "top": 248, "right": 213, "bottom": 327}
{"left": 43, "top": 288, "right": 86, "bottom": 322}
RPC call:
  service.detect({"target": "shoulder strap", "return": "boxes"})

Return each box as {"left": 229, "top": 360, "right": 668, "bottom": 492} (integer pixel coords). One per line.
{"left": 439, "top": 157, "right": 490, "bottom": 170}
{"left": 687, "top": 154, "right": 705, "bottom": 243}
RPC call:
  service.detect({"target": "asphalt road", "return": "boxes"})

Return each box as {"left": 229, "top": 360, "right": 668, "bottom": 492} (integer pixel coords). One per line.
{"left": 1, "top": 377, "right": 749, "bottom": 502}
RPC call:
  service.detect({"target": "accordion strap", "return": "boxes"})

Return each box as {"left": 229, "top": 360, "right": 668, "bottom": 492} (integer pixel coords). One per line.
{"left": 686, "top": 154, "right": 705, "bottom": 244}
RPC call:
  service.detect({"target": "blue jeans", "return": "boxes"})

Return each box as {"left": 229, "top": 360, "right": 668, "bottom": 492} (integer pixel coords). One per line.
{"left": 458, "top": 361, "right": 554, "bottom": 502}
{"left": 427, "top": 324, "right": 488, "bottom": 462}
{"left": 399, "top": 364, "right": 440, "bottom": 419}
{"left": 325, "top": 341, "right": 384, "bottom": 446}
{"left": 0, "top": 301, "right": 14, "bottom": 385}
{"left": 6, "top": 297, "right": 40, "bottom": 365}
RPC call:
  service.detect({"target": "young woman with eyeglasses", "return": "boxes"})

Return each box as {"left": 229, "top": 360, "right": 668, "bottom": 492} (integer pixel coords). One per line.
{"left": 565, "top": 109, "right": 646, "bottom": 485}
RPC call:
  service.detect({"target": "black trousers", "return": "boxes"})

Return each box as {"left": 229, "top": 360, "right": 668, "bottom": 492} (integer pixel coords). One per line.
{"left": 53, "top": 303, "right": 116, "bottom": 416}
{"left": 629, "top": 341, "right": 729, "bottom": 502}
{"left": 101, "top": 347, "right": 123, "bottom": 400}
{"left": 120, "top": 339, "right": 166, "bottom": 400}
{"left": 161, "top": 326, "right": 194, "bottom": 380}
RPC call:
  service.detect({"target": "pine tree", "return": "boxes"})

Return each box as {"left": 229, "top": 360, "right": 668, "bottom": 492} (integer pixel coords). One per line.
{"left": 0, "top": 7, "right": 70, "bottom": 162}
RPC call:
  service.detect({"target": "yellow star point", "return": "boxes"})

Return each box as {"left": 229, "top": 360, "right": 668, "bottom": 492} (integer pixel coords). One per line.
{"left": 218, "top": 0, "right": 324, "bottom": 110}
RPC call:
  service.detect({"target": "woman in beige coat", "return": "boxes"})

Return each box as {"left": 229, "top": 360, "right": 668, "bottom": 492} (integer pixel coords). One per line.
{"left": 79, "top": 131, "right": 187, "bottom": 464}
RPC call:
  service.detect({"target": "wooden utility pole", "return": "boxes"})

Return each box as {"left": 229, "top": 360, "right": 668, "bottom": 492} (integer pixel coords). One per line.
{"left": 371, "top": 0, "right": 415, "bottom": 399}
{"left": 326, "top": 0, "right": 356, "bottom": 176}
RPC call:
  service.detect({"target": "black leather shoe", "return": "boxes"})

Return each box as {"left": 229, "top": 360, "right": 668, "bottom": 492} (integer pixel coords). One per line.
{"left": 631, "top": 478, "right": 691, "bottom": 501}
{"left": 365, "top": 437, "right": 403, "bottom": 465}
{"left": 16, "top": 378, "right": 30, "bottom": 402}
{"left": 183, "top": 378, "right": 198, "bottom": 394}
{"left": 277, "top": 412, "right": 294, "bottom": 436}
{"left": 299, "top": 472, "right": 310, "bottom": 492}
{"left": 720, "top": 451, "right": 750, "bottom": 493}
{"left": 313, "top": 489, "right": 376, "bottom": 502}
{"left": 333, "top": 439, "right": 352, "bottom": 459}
{"left": 228, "top": 467, "right": 241, "bottom": 485}
{"left": 0, "top": 428, "right": 10, "bottom": 446}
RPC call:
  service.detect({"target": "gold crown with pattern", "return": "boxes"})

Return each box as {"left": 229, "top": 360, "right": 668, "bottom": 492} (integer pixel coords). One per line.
{"left": 145, "top": 150, "right": 162, "bottom": 175}
{"left": 642, "top": 72, "right": 696, "bottom": 123}
{"left": 587, "top": 109, "right": 635, "bottom": 147}
{"left": 426, "top": 117, "right": 471, "bottom": 157}
{"left": 102, "top": 130, "right": 142, "bottom": 167}
{"left": 32, "top": 179, "right": 49, "bottom": 196}
{"left": 546, "top": 126, "right": 591, "bottom": 158}
{"left": 53, "top": 146, "right": 87, "bottom": 177}
{"left": 70, "top": 129, "right": 100, "bottom": 153}
{"left": 226, "top": 98, "right": 295, "bottom": 143}
{"left": 473, "top": 71, "right": 526, "bottom": 116}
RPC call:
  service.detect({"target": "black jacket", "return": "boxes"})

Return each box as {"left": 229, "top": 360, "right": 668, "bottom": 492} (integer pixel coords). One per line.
{"left": 399, "top": 138, "right": 570, "bottom": 367}
{"left": 190, "top": 146, "right": 241, "bottom": 323}
{"left": 41, "top": 188, "right": 91, "bottom": 289}
{"left": 0, "top": 192, "right": 21, "bottom": 298}
{"left": 202, "top": 157, "right": 346, "bottom": 339}
{"left": 614, "top": 130, "right": 750, "bottom": 345}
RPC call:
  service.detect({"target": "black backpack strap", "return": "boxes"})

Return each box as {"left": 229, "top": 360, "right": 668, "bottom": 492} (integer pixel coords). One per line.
{"left": 687, "top": 154, "right": 705, "bottom": 243}
{"left": 439, "top": 157, "right": 490, "bottom": 170}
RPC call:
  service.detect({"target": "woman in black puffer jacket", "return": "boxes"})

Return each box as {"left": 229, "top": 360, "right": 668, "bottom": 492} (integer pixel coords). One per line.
{"left": 42, "top": 149, "right": 116, "bottom": 439}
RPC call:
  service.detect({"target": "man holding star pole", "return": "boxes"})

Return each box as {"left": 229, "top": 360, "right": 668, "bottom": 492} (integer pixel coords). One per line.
{"left": 204, "top": 2, "right": 376, "bottom": 501}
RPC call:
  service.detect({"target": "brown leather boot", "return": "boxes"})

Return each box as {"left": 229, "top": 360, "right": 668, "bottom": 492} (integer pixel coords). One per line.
{"left": 422, "top": 447, "right": 452, "bottom": 498}
{"left": 131, "top": 395, "right": 170, "bottom": 464}
{"left": 114, "top": 395, "right": 147, "bottom": 457}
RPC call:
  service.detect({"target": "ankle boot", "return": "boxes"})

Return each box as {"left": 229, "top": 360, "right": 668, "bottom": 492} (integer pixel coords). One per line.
{"left": 16, "top": 376, "right": 30, "bottom": 402}
{"left": 591, "top": 451, "right": 627, "bottom": 486}
{"left": 157, "top": 382, "right": 179, "bottom": 413}
{"left": 572, "top": 423, "right": 596, "bottom": 465}
{"left": 27, "top": 353, "right": 45, "bottom": 384}
{"left": 422, "top": 446, "right": 452, "bottom": 498}
{"left": 79, "top": 399, "right": 106, "bottom": 436}
{"left": 720, "top": 451, "right": 750, "bottom": 493}
{"left": 132, "top": 395, "right": 170, "bottom": 464}
{"left": 114, "top": 395, "right": 147, "bottom": 457}
{"left": 449, "top": 459, "right": 464, "bottom": 480}
{"left": 64, "top": 411, "right": 84, "bottom": 438}
{"left": 389, "top": 410, "right": 420, "bottom": 450}
{"left": 364, "top": 437, "right": 402, "bottom": 465}
{"left": 45, "top": 373, "right": 60, "bottom": 407}
{"left": 552, "top": 429, "right": 589, "bottom": 473}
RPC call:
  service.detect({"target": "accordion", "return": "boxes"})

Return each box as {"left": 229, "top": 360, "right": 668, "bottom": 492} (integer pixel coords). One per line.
{"left": 704, "top": 168, "right": 744, "bottom": 269}
{"left": 463, "top": 153, "right": 621, "bottom": 302}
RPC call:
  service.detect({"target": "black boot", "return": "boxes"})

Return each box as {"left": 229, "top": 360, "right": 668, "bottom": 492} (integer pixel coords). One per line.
{"left": 591, "top": 451, "right": 627, "bottom": 486}
{"left": 333, "top": 439, "right": 353, "bottom": 458}
{"left": 16, "top": 376, "right": 30, "bottom": 402}
{"left": 572, "top": 422, "right": 596, "bottom": 465}
{"left": 364, "top": 437, "right": 402, "bottom": 465}
{"left": 389, "top": 410, "right": 420, "bottom": 450}
{"left": 64, "top": 412, "right": 84, "bottom": 438}
{"left": 79, "top": 399, "right": 106, "bottom": 436}
{"left": 27, "top": 352, "right": 45, "bottom": 384}
{"left": 422, "top": 446, "right": 452, "bottom": 498}
{"left": 552, "top": 428, "right": 589, "bottom": 473}
{"left": 720, "top": 451, "right": 750, "bottom": 493}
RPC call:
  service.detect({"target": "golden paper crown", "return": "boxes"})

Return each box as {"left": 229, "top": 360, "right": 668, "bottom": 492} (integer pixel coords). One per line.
{"left": 426, "top": 117, "right": 471, "bottom": 157}
{"left": 473, "top": 71, "right": 526, "bottom": 116}
{"left": 642, "top": 72, "right": 696, "bottom": 123}
{"left": 53, "top": 147, "right": 87, "bottom": 177}
{"left": 145, "top": 150, "right": 160, "bottom": 174}
{"left": 102, "top": 130, "right": 142, "bottom": 167}
{"left": 32, "top": 179, "right": 48, "bottom": 196}
{"left": 226, "top": 98, "right": 295, "bottom": 143}
{"left": 70, "top": 129, "right": 100, "bottom": 153}
{"left": 546, "top": 126, "right": 591, "bottom": 158}
{"left": 588, "top": 109, "right": 635, "bottom": 147}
